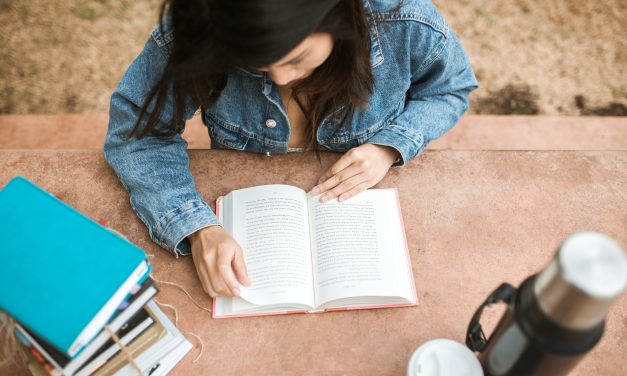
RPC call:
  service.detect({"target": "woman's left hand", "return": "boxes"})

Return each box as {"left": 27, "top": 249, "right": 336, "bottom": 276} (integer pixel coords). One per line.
{"left": 310, "top": 143, "right": 399, "bottom": 202}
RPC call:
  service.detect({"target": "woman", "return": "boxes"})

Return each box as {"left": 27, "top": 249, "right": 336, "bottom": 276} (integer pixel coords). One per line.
{"left": 104, "top": 0, "right": 478, "bottom": 299}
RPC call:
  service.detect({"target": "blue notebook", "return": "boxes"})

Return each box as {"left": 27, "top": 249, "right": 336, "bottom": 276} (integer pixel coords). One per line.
{"left": 0, "top": 176, "right": 150, "bottom": 358}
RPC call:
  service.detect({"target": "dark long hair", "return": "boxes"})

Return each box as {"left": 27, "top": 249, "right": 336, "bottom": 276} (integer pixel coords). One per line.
{"left": 130, "top": 0, "right": 374, "bottom": 152}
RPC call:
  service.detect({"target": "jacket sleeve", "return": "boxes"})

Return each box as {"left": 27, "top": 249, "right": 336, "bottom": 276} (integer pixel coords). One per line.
{"left": 367, "top": 27, "right": 479, "bottom": 166}
{"left": 104, "top": 25, "right": 220, "bottom": 257}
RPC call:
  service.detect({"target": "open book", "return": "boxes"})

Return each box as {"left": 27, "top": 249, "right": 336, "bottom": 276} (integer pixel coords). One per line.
{"left": 213, "top": 184, "right": 417, "bottom": 318}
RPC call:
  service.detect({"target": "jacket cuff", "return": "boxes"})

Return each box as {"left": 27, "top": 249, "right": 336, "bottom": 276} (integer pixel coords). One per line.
{"left": 153, "top": 199, "right": 222, "bottom": 257}
{"left": 366, "top": 123, "right": 426, "bottom": 167}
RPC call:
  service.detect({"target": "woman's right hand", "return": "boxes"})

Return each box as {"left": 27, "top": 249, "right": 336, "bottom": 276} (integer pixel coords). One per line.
{"left": 189, "top": 226, "right": 251, "bottom": 298}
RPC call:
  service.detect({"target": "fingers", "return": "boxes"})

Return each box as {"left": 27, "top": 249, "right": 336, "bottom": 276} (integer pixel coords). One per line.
{"left": 204, "top": 280, "right": 218, "bottom": 298}
{"left": 311, "top": 145, "right": 398, "bottom": 203}
{"left": 192, "top": 249, "right": 218, "bottom": 297}
{"left": 318, "top": 174, "right": 368, "bottom": 203}
{"left": 311, "top": 164, "right": 362, "bottom": 199}
{"left": 232, "top": 248, "right": 251, "bottom": 286}
{"left": 313, "top": 150, "right": 358, "bottom": 190}
{"left": 213, "top": 244, "right": 240, "bottom": 297}
{"left": 337, "top": 181, "right": 370, "bottom": 202}
{"left": 195, "top": 265, "right": 212, "bottom": 294}
{"left": 191, "top": 228, "right": 250, "bottom": 298}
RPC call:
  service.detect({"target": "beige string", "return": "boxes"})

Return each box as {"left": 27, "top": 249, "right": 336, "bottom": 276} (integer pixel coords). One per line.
{"left": 107, "top": 227, "right": 208, "bottom": 363}
{"left": 153, "top": 299, "right": 204, "bottom": 363}
{"left": 106, "top": 227, "right": 207, "bottom": 311}
{"left": 183, "top": 331, "right": 204, "bottom": 363}
{"left": 104, "top": 325, "right": 142, "bottom": 376}
{"left": 0, "top": 312, "right": 22, "bottom": 368}
{"left": 150, "top": 275, "right": 213, "bottom": 314}
{"left": 153, "top": 299, "right": 179, "bottom": 326}
{"left": 183, "top": 330, "right": 205, "bottom": 363}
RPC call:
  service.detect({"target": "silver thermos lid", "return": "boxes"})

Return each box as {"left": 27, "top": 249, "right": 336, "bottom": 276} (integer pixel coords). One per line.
{"left": 533, "top": 232, "right": 627, "bottom": 330}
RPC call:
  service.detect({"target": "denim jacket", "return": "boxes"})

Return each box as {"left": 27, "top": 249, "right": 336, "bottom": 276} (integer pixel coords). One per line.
{"left": 104, "top": 0, "right": 478, "bottom": 257}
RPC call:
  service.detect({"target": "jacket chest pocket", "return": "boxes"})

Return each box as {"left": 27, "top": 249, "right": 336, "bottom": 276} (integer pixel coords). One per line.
{"left": 317, "top": 101, "right": 403, "bottom": 152}
{"left": 204, "top": 114, "right": 249, "bottom": 151}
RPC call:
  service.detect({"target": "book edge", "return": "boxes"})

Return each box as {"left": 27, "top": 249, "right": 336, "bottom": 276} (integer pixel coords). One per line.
{"left": 212, "top": 301, "right": 418, "bottom": 319}
{"left": 393, "top": 187, "right": 419, "bottom": 305}
{"left": 63, "top": 285, "right": 159, "bottom": 373}
{"left": 67, "top": 260, "right": 149, "bottom": 357}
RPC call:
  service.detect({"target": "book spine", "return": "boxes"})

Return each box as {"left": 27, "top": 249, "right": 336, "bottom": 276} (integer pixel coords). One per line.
{"left": 68, "top": 260, "right": 149, "bottom": 357}
{"left": 16, "top": 337, "right": 61, "bottom": 376}
{"left": 63, "top": 286, "right": 158, "bottom": 375}
{"left": 14, "top": 325, "right": 64, "bottom": 374}
{"left": 73, "top": 316, "right": 154, "bottom": 376}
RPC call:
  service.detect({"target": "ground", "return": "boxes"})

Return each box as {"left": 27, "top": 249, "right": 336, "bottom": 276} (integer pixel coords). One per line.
{"left": 0, "top": 0, "right": 625, "bottom": 115}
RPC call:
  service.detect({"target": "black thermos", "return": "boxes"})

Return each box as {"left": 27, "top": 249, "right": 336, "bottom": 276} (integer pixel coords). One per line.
{"left": 466, "top": 232, "right": 627, "bottom": 375}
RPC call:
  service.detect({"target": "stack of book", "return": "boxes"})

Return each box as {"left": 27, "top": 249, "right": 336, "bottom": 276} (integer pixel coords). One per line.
{"left": 0, "top": 177, "right": 192, "bottom": 375}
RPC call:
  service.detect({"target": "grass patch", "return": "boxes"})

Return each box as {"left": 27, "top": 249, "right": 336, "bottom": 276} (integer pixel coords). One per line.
{"left": 72, "top": 0, "right": 113, "bottom": 21}
{"left": 0, "top": 0, "right": 12, "bottom": 13}
{"left": 72, "top": 0, "right": 132, "bottom": 21}
{"left": 474, "top": 84, "right": 540, "bottom": 115}
{"left": 575, "top": 95, "right": 627, "bottom": 116}
{"left": 16, "top": 4, "right": 29, "bottom": 19}
{"left": 72, "top": 2, "right": 99, "bottom": 21}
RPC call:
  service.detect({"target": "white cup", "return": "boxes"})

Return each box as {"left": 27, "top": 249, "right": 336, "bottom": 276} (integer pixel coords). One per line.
{"left": 407, "top": 339, "right": 484, "bottom": 376}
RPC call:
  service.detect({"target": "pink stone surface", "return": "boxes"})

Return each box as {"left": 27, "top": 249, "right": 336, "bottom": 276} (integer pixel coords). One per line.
{"left": 429, "top": 115, "right": 627, "bottom": 151}
{"left": 0, "top": 114, "right": 210, "bottom": 150}
{"left": 0, "top": 149, "right": 625, "bottom": 375}
{"left": 1, "top": 114, "right": 626, "bottom": 150}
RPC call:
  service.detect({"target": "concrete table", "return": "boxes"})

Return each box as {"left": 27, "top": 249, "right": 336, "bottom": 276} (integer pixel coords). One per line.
{"left": 0, "top": 149, "right": 625, "bottom": 375}
{"left": 2, "top": 114, "right": 627, "bottom": 151}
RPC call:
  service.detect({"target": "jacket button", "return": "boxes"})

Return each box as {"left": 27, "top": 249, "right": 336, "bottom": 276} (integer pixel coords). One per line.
{"left": 265, "top": 119, "right": 277, "bottom": 128}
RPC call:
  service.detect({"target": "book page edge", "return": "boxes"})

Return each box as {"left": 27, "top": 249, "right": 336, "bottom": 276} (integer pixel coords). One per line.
{"left": 393, "top": 188, "right": 419, "bottom": 305}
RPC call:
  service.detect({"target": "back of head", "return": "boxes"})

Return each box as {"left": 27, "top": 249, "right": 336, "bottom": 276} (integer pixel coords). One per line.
{"left": 164, "top": 0, "right": 342, "bottom": 80}
{"left": 134, "top": 0, "right": 374, "bottom": 150}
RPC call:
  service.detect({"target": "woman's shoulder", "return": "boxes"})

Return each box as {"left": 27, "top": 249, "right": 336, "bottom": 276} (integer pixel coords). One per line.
{"left": 366, "top": 0, "right": 449, "bottom": 36}
{"left": 149, "top": 16, "right": 175, "bottom": 57}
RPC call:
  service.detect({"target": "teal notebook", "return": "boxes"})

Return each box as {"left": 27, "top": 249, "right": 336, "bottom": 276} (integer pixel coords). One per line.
{"left": 0, "top": 176, "right": 150, "bottom": 358}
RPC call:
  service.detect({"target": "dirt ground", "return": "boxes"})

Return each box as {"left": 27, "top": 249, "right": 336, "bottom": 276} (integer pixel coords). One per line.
{"left": 0, "top": 0, "right": 626, "bottom": 116}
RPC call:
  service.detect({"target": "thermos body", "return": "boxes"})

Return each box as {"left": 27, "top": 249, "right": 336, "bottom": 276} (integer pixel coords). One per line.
{"left": 467, "top": 232, "right": 627, "bottom": 376}
{"left": 477, "top": 277, "right": 604, "bottom": 375}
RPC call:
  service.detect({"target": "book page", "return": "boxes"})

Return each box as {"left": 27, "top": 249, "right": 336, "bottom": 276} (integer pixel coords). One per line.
{"left": 227, "top": 185, "right": 315, "bottom": 310}
{"left": 308, "top": 189, "right": 414, "bottom": 307}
